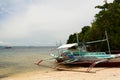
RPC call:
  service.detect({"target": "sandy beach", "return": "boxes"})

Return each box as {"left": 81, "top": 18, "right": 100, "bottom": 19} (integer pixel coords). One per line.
{"left": 1, "top": 67, "right": 120, "bottom": 80}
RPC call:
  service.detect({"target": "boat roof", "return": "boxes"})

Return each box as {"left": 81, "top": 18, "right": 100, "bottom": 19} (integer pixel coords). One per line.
{"left": 57, "top": 43, "right": 78, "bottom": 49}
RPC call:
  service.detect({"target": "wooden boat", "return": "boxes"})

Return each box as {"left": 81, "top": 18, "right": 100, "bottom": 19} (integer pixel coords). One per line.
{"left": 35, "top": 31, "right": 120, "bottom": 72}
{"left": 50, "top": 31, "right": 120, "bottom": 72}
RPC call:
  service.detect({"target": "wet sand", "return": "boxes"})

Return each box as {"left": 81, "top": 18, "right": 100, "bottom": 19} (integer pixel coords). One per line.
{"left": 1, "top": 67, "right": 120, "bottom": 80}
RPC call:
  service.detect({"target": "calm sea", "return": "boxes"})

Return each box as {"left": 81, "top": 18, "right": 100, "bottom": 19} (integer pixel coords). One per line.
{"left": 0, "top": 46, "right": 58, "bottom": 78}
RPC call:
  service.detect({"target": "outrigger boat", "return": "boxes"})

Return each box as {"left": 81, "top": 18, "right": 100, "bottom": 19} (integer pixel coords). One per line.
{"left": 35, "top": 31, "right": 120, "bottom": 72}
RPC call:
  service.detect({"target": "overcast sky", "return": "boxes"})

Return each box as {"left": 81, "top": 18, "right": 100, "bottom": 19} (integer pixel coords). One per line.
{"left": 0, "top": 0, "right": 113, "bottom": 46}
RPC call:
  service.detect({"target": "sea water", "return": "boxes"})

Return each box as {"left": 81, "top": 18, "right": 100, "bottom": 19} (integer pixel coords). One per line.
{"left": 0, "top": 46, "right": 57, "bottom": 78}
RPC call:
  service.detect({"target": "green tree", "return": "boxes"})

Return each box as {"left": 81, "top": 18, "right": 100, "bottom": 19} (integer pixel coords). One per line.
{"left": 67, "top": 33, "right": 77, "bottom": 44}
{"left": 67, "top": 0, "right": 120, "bottom": 51}
{"left": 89, "top": 0, "right": 120, "bottom": 50}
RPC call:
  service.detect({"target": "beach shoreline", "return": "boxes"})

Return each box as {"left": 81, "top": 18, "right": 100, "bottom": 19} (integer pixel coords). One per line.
{"left": 1, "top": 67, "right": 120, "bottom": 80}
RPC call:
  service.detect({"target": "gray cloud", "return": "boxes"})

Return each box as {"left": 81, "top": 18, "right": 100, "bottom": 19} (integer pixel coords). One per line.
{"left": 0, "top": 0, "right": 113, "bottom": 46}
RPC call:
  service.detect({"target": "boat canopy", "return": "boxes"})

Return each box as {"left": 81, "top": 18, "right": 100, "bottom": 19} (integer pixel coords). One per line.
{"left": 57, "top": 43, "right": 78, "bottom": 49}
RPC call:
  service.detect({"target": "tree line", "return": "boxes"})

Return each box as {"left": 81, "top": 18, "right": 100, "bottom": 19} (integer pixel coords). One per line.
{"left": 67, "top": 0, "right": 120, "bottom": 52}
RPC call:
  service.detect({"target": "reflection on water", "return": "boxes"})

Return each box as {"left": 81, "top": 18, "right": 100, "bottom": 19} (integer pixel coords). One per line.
{"left": 0, "top": 47, "right": 57, "bottom": 78}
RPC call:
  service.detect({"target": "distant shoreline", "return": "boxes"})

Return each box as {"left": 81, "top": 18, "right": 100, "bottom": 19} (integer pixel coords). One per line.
{"left": 0, "top": 46, "right": 57, "bottom": 48}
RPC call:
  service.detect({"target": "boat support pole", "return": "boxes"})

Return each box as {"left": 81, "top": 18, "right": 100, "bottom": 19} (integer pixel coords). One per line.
{"left": 76, "top": 33, "right": 81, "bottom": 56}
{"left": 105, "top": 31, "right": 111, "bottom": 55}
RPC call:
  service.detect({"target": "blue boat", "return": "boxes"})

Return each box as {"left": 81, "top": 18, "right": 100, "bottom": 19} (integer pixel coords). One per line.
{"left": 51, "top": 31, "right": 120, "bottom": 72}
{"left": 35, "top": 31, "right": 120, "bottom": 72}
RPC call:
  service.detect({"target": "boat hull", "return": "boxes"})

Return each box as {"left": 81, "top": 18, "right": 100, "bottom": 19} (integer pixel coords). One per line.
{"left": 56, "top": 58, "right": 120, "bottom": 67}
{"left": 61, "top": 61, "right": 120, "bottom": 67}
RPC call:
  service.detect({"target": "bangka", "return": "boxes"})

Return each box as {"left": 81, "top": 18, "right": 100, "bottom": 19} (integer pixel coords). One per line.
{"left": 35, "top": 31, "right": 120, "bottom": 72}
